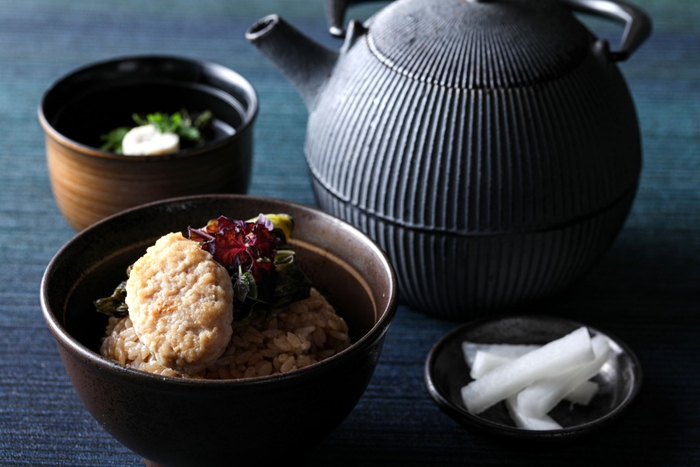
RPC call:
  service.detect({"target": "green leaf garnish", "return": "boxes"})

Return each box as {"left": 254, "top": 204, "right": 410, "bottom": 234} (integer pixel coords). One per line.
{"left": 233, "top": 268, "right": 258, "bottom": 303}
{"left": 177, "top": 123, "right": 200, "bottom": 142}
{"left": 99, "top": 109, "right": 213, "bottom": 153}
{"left": 194, "top": 110, "right": 213, "bottom": 129}
{"left": 272, "top": 262, "right": 311, "bottom": 308}
{"left": 133, "top": 111, "right": 205, "bottom": 142}
{"left": 100, "top": 127, "right": 130, "bottom": 153}
{"left": 94, "top": 281, "right": 129, "bottom": 317}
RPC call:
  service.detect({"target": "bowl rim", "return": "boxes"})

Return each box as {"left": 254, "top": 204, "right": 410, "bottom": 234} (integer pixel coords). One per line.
{"left": 37, "top": 54, "right": 259, "bottom": 161}
{"left": 423, "top": 314, "right": 643, "bottom": 440}
{"left": 40, "top": 194, "right": 398, "bottom": 389}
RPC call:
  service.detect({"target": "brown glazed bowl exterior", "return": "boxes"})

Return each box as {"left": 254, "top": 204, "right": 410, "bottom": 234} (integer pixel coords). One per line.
{"left": 40, "top": 195, "right": 397, "bottom": 467}
{"left": 39, "top": 56, "right": 257, "bottom": 231}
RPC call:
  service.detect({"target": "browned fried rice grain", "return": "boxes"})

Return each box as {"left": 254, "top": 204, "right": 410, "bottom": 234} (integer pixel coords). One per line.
{"left": 101, "top": 288, "right": 351, "bottom": 379}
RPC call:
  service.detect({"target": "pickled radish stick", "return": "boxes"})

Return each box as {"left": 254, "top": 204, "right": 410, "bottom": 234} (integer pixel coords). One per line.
{"left": 470, "top": 350, "right": 600, "bottom": 406}
{"left": 461, "top": 327, "right": 594, "bottom": 414}
{"left": 505, "top": 396, "right": 562, "bottom": 431}
{"left": 516, "top": 335, "right": 611, "bottom": 417}
{"left": 469, "top": 351, "right": 513, "bottom": 379}
{"left": 462, "top": 342, "right": 540, "bottom": 368}
{"left": 565, "top": 380, "right": 599, "bottom": 406}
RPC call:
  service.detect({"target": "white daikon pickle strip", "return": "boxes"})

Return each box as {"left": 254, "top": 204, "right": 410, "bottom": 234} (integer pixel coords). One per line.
{"left": 470, "top": 351, "right": 514, "bottom": 379}
{"left": 516, "top": 334, "right": 611, "bottom": 417}
{"left": 461, "top": 327, "right": 594, "bottom": 415}
{"left": 505, "top": 396, "right": 562, "bottom": 431}
{"left": 566, "top": 380, "right": 599, "bottom": 406}
{"left": 470, "top": 351, "right": 600, "bottom": 405}
{"left": 462, "top": 341, "right": 540, "bottom": 368}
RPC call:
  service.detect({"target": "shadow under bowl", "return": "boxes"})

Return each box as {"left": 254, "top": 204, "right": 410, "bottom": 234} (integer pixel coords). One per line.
{"left": 424, "top": 315, "right": 642, "bottom": 440}
{"left": 39, "top": 55, "right": 258, "bottom": 231}
{"left": 40, "top": 195, "right": 398, "bottom": 467}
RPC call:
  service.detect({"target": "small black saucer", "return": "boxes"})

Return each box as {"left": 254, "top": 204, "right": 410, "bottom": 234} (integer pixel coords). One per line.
{"left": 424, "top": 315, "right": 642, "bottom": 439}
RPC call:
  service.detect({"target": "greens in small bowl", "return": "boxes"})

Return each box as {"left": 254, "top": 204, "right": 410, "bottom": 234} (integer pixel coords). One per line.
{"left": 39, "top": 55, "right": 258, "bottom": 230}
{"left": 100, "top": 109, "right": 214, "bottom": 155}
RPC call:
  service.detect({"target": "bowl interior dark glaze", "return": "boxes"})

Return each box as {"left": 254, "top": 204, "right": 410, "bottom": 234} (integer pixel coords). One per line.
{"left": 41, "top": 195, "right": 397, "bottom": 466}
{"left": 425, "top": 315, "right": 642, "bottom": 440}
{"left": 40, "top": 55, "right": 257, "bottom": 155}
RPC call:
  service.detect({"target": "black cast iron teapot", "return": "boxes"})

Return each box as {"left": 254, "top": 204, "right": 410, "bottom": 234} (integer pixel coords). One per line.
{"left": 247, "top": 0, "right": 652, "bottom": 319}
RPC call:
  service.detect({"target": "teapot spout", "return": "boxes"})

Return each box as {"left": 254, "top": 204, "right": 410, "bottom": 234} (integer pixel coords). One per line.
{"left": 247, "top": 15, "right": 338, "bottom": 111}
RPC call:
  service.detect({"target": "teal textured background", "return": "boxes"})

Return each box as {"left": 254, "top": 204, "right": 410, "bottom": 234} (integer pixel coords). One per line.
{"left": 0, "top": 0, "right": 698, "bottom": 465}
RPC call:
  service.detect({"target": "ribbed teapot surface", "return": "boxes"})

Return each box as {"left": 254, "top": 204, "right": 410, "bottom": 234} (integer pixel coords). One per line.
{"left": 248, "top": 0, "right": 650, "bottom": 317}
{"left": 368, "top": 0, "right": 591, "bottom": 88}
{"left": 306, "top": 0, "right": 641, "bottom": 235}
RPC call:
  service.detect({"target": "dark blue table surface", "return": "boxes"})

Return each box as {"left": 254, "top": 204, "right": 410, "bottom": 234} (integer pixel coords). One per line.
{"left": 1, "top": 0, "right": 698, "bottom": 465}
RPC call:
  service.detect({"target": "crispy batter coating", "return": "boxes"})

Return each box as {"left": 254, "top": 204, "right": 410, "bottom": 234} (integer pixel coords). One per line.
{"left": 125, "top": 232, "right": 233, "bottom": 374}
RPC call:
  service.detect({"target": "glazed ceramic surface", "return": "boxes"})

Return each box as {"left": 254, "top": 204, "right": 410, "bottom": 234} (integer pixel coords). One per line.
{"left": 247, "top": 0, "right": 651, "bottom": 318}
{"left": 40, "top": 195, "right": 397, "bottom": 467}
{"left": 424, "top": 315, "right": 642, "bottom": 439}
{"left": 39, "top": 56, "right": 258, "bottom": 231}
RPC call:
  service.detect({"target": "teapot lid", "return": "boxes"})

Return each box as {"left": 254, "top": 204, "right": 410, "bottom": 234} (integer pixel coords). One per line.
{"left": 366, "top": 0, "right": 592, "bottom": 89}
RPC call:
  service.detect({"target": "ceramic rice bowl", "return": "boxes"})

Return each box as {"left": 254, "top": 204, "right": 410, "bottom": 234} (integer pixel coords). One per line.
{"left": 40, "top": 195, "right": 397, "bottom": 467}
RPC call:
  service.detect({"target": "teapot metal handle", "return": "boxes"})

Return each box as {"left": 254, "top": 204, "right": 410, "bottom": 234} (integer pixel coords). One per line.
{"left": 326, "top": 0, "right": 384, "bottom": 38}
{"left": 559, "top": 0, "right": 652, "bottom": 61}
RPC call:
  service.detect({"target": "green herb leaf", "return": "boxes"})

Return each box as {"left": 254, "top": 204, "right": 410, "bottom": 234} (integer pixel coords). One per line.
{"left": 131, "top": 113, "right": 148, "bottom": 127}
{"left": 168, "top": 112, "right": 181, "bottom": 131}
{"left": 137, "top": 111, "right": 205, "bottom": 143}
{"left": 233, "top": 269, "right": 257, "bottom": 303}
{"left": 271, "top": 251, "right": 311, "bottom": 309}
{"left": 194, "top": 110, "right": 213, "bottom": 129}
{"left": 100, "top": 109, "right": 214, "bottom": 153}
{"left": 274, "top": 249, "right": 296, "bottom": 265}
{"left": 94, "top": 281, "right": 129, "bottom": 317}
{"left": 99, "top": 127, "right": 130, "bottom": 153}
{"left": 231, "top": 269, "right": 267, "bottom": 321}
{"left": 177, "top": 124, "right": 200, "bottom": 142}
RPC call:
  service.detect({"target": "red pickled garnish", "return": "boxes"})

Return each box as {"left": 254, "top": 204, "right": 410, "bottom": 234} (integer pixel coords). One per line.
{"left": 187, "top": 226, "right": 213, "bottom": 243}
{"left": 244, "top": 215, "right": 277, "bottom": 259}
{"left": 249, "top": 258, "right": 275, "bottom": 280}
{"left": 188, "top": 214, "right": 279, "bottom": 281}
{"left": 207, "top": 216, "right": 243, "bottom": 234}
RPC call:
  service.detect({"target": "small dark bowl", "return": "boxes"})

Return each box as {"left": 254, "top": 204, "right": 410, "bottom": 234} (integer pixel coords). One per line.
{"left": 425, "top": 315, "right": 642, "bottom": 440}
{"left": 39, "top": 56, "right": 258, "bottom": 231}
{"left": 40, "top": 195, "right": 397, "bottom": 466}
